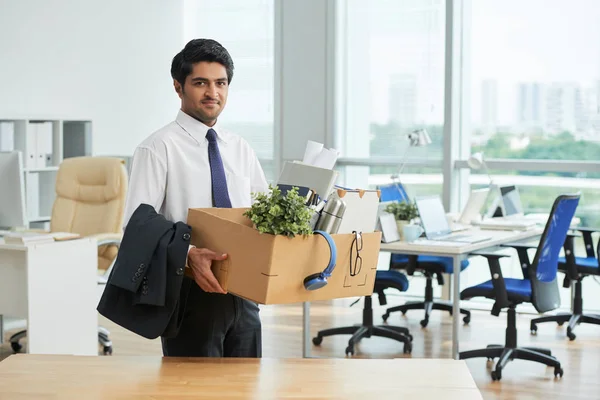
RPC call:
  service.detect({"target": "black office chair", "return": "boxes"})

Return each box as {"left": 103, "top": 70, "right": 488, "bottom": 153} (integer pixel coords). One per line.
{"left": 530, "top": 227, "right": 600, "bottom": 340}
{"left": 459, "top": 193, "right": 580, "bottom": 381}
{"left": 312, "top": 270, "right": 413, "bottom": 355}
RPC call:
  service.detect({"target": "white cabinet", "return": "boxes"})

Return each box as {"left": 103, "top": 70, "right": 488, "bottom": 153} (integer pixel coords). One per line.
{"left": 0, "top": 118, "right": 92, "bottom": 229}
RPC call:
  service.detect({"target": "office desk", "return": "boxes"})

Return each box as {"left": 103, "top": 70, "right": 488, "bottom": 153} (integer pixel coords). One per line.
{"left": 378, "top": 227, "right": 542, "bottom": 360}
{"left": 0, "top": 354, "right": 483, "bottom": 399}
{"left": 0, "top": 238, "right": 98, "bottom": 355}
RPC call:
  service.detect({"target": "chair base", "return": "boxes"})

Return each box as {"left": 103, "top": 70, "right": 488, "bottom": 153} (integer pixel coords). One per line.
{"left": 382, "top": 300, "right": 471, "bottom": 327}
{"left": 382, "top": 275, "right": 471, "bottom": 327}
{"left": 10, "top": 327, "right": 113, "bottom": 355}
{"left": 530, "top": 279, "right": 600, "bottom": 341}
{"left": 531, "top": 312, "right": 600, "bottom": 341}
{"left": 312, "top": 296, "right": 413, "bottom": 356}
{"left": 460, "top": 345, "right": 563, "bottom": 381}
{"left": 460, "top": 306, "right": 563, "bottom": 381}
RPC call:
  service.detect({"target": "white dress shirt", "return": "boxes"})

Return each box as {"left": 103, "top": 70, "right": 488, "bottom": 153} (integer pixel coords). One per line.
{"left": 123, "top": 110, "right": 269, "bottom": 227}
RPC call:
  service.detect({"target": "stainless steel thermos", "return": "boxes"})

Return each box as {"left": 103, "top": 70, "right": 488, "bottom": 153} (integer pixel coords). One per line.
{"left": 315, "top": 196, "right": 346, "bottom": 234}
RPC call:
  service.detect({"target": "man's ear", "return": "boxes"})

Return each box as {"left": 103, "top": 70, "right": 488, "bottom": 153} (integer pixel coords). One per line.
{"left": 174, "top": 80, "right": 183, "bottom": 98}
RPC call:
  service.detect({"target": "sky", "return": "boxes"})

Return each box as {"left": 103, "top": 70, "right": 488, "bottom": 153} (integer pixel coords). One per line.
{"left": 470, "top": 0, "right": 600, "bottom": 125}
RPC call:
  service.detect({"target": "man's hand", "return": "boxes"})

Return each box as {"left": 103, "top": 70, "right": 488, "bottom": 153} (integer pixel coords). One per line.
{"left": 187, "top": 247, "right": 227, "bottom": 294}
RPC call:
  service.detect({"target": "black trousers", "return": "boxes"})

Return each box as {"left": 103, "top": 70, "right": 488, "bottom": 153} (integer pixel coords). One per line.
{"left": 161, "top": 277, "right": 262, "bottom": 357}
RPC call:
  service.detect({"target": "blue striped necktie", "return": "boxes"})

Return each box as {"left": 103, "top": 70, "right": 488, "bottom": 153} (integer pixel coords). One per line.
{"left": 206, "top": 128, "right": 232, "bottom": 208}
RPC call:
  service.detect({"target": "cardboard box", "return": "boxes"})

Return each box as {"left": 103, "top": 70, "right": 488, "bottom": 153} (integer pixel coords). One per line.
{"left": 187, "top": 208, "right": 382, "bottom": 305}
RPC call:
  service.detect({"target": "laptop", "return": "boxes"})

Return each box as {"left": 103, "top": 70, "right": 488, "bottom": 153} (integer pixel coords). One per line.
{"left": 499, "top": 185, "right": 524, "bottom": 218}
{"left": 415, "top": 196, "right": 491, "bottom": 244}
{"left": 457, "top": 188, "right": 490, "bottom": 225}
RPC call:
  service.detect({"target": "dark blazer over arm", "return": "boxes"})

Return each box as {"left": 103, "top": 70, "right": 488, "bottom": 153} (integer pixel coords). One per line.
{"left": 97, "top": 203, "right": 192, "bottom": 339}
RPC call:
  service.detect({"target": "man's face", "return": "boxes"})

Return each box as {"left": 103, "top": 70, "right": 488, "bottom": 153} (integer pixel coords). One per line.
{"left": 175, "top": 61, "right": 229, "bottom": 126}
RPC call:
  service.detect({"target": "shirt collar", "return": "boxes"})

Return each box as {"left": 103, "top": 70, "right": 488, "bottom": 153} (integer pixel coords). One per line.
{"left": 175, "top": 109, "right": 229, "bottom": 144}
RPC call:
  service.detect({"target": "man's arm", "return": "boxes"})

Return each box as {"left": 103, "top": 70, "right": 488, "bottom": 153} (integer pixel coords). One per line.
{"left": 122, "top": 147, "right": 167, "bottom": 229}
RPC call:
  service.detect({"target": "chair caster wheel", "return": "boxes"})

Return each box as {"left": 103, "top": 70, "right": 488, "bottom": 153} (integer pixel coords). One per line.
{"left": 403, "top": 342, "right": 412, "bottom": 354}
{"left": 103, "top": 346, "right": 113, "bottom": 355}
{"left": 554, "top": 366, "right": 564, "bottom": 378}
{"left": 420, "top": 319, "right": 429, "bottom": 328}
{"left": 530, "top": 323, "right": 537, "bottom": 335}
{"left": 345, "top": 346, "right": 354, "bottom": 356}
{"left": 491, "top": 370, "right": 502, "bottom": 381}
{"left": 11, "top": 341, "right": 22, "bottom": 353}
{"left": 566, "top": 328, "right": 576, "bottom": 341}
{"left": 557, "top": 321, "right": 565, "bottom": 326}
{"left": 312, "top": 336, "right": 323, "bottom": 346}
{"left": 463, "top": 315, "right": 471, "bottom": 325}
{"left": 401, "top": 310, "right": 407, "bottom": 316}
{"left": 382, "top": 313, "right": 389, "bottom": 322}
{"left": 407, "top": 334, "right": 414, "bottom": 342}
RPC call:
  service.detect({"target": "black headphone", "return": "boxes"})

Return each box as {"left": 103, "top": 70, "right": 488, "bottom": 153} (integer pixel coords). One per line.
{"left": 303, "top": 230, "right": 337, "bottom": 291}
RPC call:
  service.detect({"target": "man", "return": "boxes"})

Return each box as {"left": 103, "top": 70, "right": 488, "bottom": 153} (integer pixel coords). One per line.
{"left": 123, "top": 38, "right": 269, "bottom": 357}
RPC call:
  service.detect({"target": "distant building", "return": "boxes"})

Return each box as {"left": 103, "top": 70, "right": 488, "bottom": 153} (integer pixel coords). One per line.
{"left": 388, "top": 74, "right": 418, "bottom": 128}
{"left": 481, "top": 79, "right": 498, "bottom": 135}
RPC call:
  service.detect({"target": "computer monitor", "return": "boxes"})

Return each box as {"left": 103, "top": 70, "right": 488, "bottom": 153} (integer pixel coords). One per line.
{"left": 499, "top": 185, "right": 524, "bottom": 217}
{"left": 0, "top": 151, "right": 28, "bottom": 229}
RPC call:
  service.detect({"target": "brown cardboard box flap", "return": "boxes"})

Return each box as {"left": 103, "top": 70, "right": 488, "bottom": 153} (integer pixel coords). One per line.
{"left": 187, "top": 208, "right": 382, "bottom": 305}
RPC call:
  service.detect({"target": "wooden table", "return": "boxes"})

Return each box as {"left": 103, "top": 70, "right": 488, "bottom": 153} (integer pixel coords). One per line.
{"left": 0, "top": 355, "right": 483, "bottom": 399}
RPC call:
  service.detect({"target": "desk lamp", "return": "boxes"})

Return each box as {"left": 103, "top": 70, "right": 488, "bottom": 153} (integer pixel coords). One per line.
{"left": 467, "top": 152, "right": 493, "bottom": 185}
{"left": 390, "top": 129, "right": 432, "bottom": 200}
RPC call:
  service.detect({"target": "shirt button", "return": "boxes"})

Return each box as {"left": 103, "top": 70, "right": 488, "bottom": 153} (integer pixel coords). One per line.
{"left": 183, "top": 233, "right": 191, "bottom": 241}
{"left": 176, "top": 267, "right": 184, "bottom": 276}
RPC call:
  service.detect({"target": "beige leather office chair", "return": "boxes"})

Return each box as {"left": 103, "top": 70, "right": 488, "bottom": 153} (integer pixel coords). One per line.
{"left": 9, "top": 156, "right": 128, "bottom": 355}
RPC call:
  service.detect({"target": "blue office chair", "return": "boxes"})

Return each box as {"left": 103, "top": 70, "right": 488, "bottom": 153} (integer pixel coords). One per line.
{"left": 460, "top": 193, "right": 580, "bottom": 381}
{"left": 530, "top": 227, "right": 600, "bottom": 340}
{"left": 312, "top": 270, "right": 413, "bottom": 355}
{"left": 379, "top": 183, "right": 471, "bottom": 327}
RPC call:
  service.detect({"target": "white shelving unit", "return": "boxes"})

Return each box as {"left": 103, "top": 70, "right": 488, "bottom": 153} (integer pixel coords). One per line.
{"left": 0, "top": 118, "right": 92, "bottom": 229}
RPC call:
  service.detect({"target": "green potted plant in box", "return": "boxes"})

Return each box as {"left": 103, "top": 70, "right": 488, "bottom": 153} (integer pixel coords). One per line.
{"left": 385, "top": 201, "right": 419, "bottom": 240}
{"left": 243, "top": 185, "right": 313, "bottom": 238}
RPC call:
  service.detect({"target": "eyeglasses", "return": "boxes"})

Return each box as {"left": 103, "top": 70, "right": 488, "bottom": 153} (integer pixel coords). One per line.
{"left": 350, "top": 231, "right": 363, "bottom": 277}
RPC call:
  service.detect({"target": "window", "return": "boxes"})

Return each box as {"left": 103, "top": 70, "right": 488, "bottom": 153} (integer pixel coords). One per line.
{"left": 470, "top": 0, "right": 600, "bottom": 165}
{"left": 336, "top": 0, "right": 446, "bottom": 200}
{"left": 183, "top": 0, "right": 275, "bottom": 180}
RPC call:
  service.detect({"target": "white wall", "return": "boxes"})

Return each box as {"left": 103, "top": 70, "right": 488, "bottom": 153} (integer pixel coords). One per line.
{"left": 0, "top": 0, "right": 183, "bottom": 156}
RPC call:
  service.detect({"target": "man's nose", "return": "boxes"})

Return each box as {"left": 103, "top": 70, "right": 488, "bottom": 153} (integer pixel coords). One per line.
{"left": 206, "top": 84, "right": 218, "bottom": 98}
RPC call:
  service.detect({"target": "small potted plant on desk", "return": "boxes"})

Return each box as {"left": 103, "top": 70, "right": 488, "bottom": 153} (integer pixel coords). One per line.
{"left": 384, "top": 201, "right": 419, "bottom": 240}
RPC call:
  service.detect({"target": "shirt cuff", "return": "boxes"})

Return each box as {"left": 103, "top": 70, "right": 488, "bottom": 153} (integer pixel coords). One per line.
{"left": 186, "top": 244, "right": 196, "bottom": 268}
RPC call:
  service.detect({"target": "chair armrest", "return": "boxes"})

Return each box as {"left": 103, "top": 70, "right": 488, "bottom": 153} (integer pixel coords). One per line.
{"left": 572, "top": 227, "right": 598, "bottom": 259}
{"left": 500, "top": 242, "right": 538, "bottom": 250}
{"left": 87, "top": 233, "right": 122, "bottom": 282}
{"left": 471, "top": 252, "right": 510, "bottom": 316}
{"left": 500, "top": 242, "right": 537, "bottom": 279}
{"left": 469, "top": 250, "right": 511, "bottom": 259}
{"left": 87, "top": 233, "right": 122, "bottom": 247}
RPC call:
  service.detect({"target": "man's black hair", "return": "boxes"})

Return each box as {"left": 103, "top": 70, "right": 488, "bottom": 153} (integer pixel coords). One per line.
{"left": 171, "top": 39, "right": 234, "bottom": 87}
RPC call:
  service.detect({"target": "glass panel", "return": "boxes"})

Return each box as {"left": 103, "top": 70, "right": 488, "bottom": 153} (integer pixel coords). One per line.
{"left": 471, "top": 0, "right": 600, "bottom": 162}
{"left": 338, "top": 0, "right": 446, "bottom": 161}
